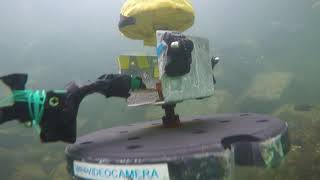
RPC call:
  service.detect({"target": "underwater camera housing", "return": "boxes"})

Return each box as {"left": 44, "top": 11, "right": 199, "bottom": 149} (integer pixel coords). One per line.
{"left": 66, "top": 31, "right": 290, "bottom": 180}
{"left": 118, "top": 31, "right": 215, "bottom": 107}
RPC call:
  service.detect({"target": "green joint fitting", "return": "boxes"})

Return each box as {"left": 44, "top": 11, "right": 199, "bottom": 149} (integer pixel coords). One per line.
{"left": 131, "top": 77, "right": 141, "bottom": 91}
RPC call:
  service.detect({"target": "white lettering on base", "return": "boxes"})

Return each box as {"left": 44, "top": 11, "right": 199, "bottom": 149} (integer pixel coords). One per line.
{"left": 73, "top": 161, "right": 170, "bottom": 180}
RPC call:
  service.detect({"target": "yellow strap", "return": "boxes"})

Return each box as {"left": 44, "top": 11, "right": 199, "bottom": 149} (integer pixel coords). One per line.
{"left": 136, "top": 56, "right": 150, "bottom": 69}
{"left": 118, "top": 56, "right": 130, "bottom": 69}
{"left": 154, "top": 65, "right": 159, "bottom": 78}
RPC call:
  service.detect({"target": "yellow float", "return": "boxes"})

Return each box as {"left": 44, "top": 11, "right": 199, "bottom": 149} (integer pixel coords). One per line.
{"left": 119, "top": 0, "right": 195, "bottom": 46}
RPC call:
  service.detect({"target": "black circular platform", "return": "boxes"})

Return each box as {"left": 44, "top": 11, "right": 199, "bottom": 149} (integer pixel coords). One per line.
{"left": 66, "top": 113, "right": 289, "bottom": 180}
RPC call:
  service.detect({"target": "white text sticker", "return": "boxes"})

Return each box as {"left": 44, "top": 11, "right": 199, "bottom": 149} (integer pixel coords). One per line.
{"left": 73, "top": 161, "right": 170, "bottom": 180}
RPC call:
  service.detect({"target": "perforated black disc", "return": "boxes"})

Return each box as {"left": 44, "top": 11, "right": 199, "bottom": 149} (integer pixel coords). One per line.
{"left": 66, "top": 113, "right": 289, "bottom": 180}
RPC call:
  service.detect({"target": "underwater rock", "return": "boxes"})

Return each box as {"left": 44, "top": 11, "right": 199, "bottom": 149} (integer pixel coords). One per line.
{"left": 15, "top": 143, "right": 65, "bottom": 165}
{"left": 11, "top": 163, "right": 48, "bottom": 180}
{"left": 0, "top": 128, "right": 10, "bottom": 135}
{"left": 41, "top": 152, "right": 65, "bottom": 173}
{"left": 0, "top": 147, "right": 16, "bottom": 163}
{"left": 0, "top": 123, "right": 32, "bottom": 136}
{"left": 234, "top": 72, "right": 294, "bottom": 113}
{"left": 0, "top": 147, "right": 13, "bottom": 156}
{"left": 0, "top": 148, "right": 16, "bottom": 179}
{"left": 234, "top": 104, "right": 320, "bottom": 180}
{"left": 294, "top": 104, "right": 315, "bottom": 112}
{"left": 50, "top": 162, "right": 71, "bottom": 180}
{"left": 241, "top": 72, "right": 294, "bottom": 101}
{"left": 6, "top": 143, "right": 66, "bottom": 179}
{"left": 272, "top": 104, "right": 320, "bottom": 147}
{"left": 273, "top": 104, "right": 320, "bottom": 125}
{"left": 0, "top": 125, "right": 34, "bottom": 149}
{"left": 0, "top": 134, "right": 31, "bottom": 149}
{"left": 272, "top": 104, "right": 320, "bottom": 177}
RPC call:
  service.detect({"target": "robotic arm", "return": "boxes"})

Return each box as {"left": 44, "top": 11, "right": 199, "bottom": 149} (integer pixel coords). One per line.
{"left": 0, "top": 73, "right": 145, "bottom": 143}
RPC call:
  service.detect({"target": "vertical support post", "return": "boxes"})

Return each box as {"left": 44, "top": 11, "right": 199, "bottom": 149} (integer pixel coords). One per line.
{"left": 162, "top": 104, "right": 181, "bottom": 128}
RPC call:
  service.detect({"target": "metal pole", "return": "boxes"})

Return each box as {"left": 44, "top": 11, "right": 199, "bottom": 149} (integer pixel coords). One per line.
{"left": 161, "top": 104, "right": 181, "bottom": 128}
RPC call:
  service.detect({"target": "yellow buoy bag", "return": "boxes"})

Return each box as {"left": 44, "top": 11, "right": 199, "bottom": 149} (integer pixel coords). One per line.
{"left": 119, "top": 0, "right": 195, "bottom": 46}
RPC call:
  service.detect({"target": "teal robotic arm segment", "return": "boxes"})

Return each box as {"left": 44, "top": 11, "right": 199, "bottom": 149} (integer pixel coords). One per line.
{"left": 0, "top": 73, "right": 145, "bottom": 143}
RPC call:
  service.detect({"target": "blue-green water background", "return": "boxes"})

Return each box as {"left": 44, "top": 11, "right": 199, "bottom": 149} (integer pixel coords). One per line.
{"left": 0, "top": 0, "right": 320, "bottom": 179}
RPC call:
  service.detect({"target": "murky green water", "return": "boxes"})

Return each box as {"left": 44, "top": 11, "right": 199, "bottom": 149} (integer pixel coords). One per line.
{"left": 1, "top": 0, "right": 320, "bottom": 179}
